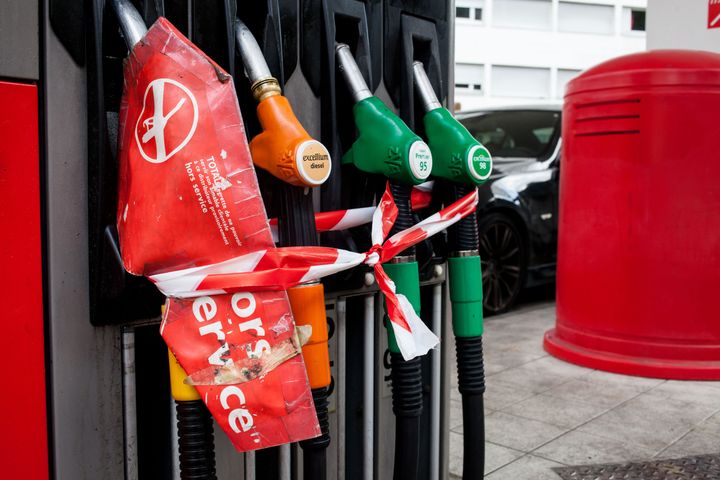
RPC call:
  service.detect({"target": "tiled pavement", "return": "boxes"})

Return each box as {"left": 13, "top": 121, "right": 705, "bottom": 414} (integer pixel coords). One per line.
{"left": 448, "top": 300, "right": 720, "bottom": 479}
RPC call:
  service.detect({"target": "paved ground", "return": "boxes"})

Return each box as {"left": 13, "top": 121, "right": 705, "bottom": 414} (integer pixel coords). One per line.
{"left": 448, "top": 300, "right": 720, "bottom": 479}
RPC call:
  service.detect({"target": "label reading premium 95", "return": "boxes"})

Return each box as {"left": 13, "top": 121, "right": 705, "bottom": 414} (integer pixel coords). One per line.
{"left": 408, "top": 140, "right": 433, "bottom": 181}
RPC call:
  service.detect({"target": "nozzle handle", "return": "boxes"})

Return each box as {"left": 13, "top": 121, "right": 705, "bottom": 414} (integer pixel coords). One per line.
{"left": 111, "top": 0, "right": 147, "bottom": 49}
{"left": 336, "top": 44, "right": 372, "bottom": 103}
{"left": 412, "top": 62, "right": 442, "bottom": 113}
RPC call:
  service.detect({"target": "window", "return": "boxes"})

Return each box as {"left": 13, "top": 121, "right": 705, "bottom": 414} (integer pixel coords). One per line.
{"left": 623, "top": 7, "right": 646, "bottom": 34}
{"left": 555, "top": 69, "right": 581, "bottom": 98}
{"left": 455, "top": 64, "right": 485, "bottom": 93}
{"left": 558, "top": 2, "right": 614, "bottom": 35}
{"left": 631, "top": 9, "right": 646, "bottom": 31}
{"left": 456, "top": 7, "right": 471, "bottom": 18}
{"left": 460, "top": 110, "right": 561, "bottom": 159}
{"left": 491, "top": 65, "right": 551, "bottom": 98}
{"left": 494, "top": 0, "right": 552, "bottom": 30}
{"left": 456, "top": 1, "right": 484, "bottom": 22}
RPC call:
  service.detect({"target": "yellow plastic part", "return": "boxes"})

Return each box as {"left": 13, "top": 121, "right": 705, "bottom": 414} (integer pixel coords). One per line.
{"left": 288, "top": 283, "right": 331, "bottom": 389}
{"left": 168, "top": 349, "right": 201, "bottom": 402}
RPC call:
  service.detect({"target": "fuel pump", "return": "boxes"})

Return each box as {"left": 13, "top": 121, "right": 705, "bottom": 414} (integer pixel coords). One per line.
{"left": 234, "top": 20, "right": 333, "bottom": 480}
{"left": 335, "top": 43, "right": 432, "bottom": 480}
{"left": 111, "top": 2, "right": 218, "bottom": 479}
{"left": 413, "top": 61, "right": 492, "bottom": 479}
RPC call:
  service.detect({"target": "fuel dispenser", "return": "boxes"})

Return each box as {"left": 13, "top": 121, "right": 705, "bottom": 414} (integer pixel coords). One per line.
{"left": 414, "top": 61, "right": 492, "bottom": 479}
{"left": 335, "top": 43, "right": 433, "bottom": 480}
{"left": 234, "top": 19, "right": 333, "bottom": 480}
{"left": 5, "top": 1, "right": 462, "bottom": 479}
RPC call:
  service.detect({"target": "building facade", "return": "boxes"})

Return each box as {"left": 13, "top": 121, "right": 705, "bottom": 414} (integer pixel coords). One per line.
{"left": 454, "top": 0, "right": 647, "bottom": 111}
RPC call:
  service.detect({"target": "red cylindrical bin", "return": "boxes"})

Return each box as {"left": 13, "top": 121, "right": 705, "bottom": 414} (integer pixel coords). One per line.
{"left": 544, "top": 50, "right": 720, "bottom": 380}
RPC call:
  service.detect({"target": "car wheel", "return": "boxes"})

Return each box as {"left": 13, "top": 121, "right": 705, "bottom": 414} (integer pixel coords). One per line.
{"left": 477, "top": 212, "right": 527, "bottom": 315}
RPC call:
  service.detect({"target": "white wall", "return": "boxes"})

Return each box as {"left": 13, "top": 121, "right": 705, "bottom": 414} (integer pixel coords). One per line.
{"left": 647, "top": 0, "right": 720, "bottom": 52}
{"left": 455, "top": 0, "right": 646, "bottom": 111}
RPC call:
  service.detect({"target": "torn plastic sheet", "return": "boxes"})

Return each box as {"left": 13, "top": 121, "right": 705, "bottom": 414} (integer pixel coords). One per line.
{"left": 116, "top": 17, "right": 319, "bottom": 452}
{"left": 185, "top": 326, "right": 310, "bottom": 386}
{"left": 161, "top": 293, "right": 319, "bottom": 451}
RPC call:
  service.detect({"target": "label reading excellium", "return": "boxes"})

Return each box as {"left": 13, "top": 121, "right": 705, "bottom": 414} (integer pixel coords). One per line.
{"left": 467, "top": 144, "right": 492, "bottom": 182}
{"left": 408, "top": 140, "right": 433, "bottom": 181}
{"left": 296, "top": 140, "right": 332, "bottom": 186}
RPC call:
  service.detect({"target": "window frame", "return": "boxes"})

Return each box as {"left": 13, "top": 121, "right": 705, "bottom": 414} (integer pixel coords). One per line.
{"left": 492, "top": 0, "right": 553, "bottom": 32}
{"left": 622, "top": 6, "right": 647, "bottom": 36}
{"left": 455, "top": 63, "right": 485, "bottom": 95}
{"left": 557, "top": 1, "right": 616, "bottom": 36}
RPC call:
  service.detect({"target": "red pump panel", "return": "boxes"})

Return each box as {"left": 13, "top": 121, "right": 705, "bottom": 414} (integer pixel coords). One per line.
{"left": 545, "top": 51, "right": 720, "bottom": 380}
{"left": 0, "top": 81, "right": 48, "bottom": 477}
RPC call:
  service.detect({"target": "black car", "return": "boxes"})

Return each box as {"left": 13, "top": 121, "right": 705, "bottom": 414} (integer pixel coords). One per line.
{"left": 457, "top": 105, "right": 562, "bottom": 314}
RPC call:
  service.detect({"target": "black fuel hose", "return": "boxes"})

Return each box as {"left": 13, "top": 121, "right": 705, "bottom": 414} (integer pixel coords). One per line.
{"left": 390, "top": 352, "right": 423, "bottom": 480}
{"left": 279, "top": 184, "right": 331, "bottom": 480}
{"left": 175, "top": 400, "right": 217, "bottom": 480}
{"left": 448, "top": 182, "right": 486, "bottom": 479}
{"left": 387, "top": 182, "right": 422, "bottom": 480}
{"left": 299, "top": 386, "right": 331, "bottom": 480}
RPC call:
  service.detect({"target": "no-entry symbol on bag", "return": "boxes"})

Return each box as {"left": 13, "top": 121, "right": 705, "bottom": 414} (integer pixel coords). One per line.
{"left": 709, "top": 0, "right": 720, "bottom": 29}
{"left": 135, "top": 78, "right": 199, "bottom": 163}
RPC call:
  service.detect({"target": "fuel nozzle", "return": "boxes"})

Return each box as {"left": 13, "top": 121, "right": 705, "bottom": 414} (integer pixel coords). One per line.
{"left": 414, "top": 63, "right": 488, "bottom": 479}
{"left": 412, "top": 61, "right": 492, "bottom": 186}
{"left": 235, "top": 20, "right": 331, "bottom": 187}
{"left": 336, "top": 44, "right": 432, "bottom": 186}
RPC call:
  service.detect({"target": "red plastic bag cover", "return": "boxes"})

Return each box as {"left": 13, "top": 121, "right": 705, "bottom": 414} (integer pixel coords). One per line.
{"left": 116, "top": 17, "right": 319, "bottom": 451}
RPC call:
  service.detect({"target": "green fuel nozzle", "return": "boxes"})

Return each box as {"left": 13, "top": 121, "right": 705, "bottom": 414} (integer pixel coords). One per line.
{"left": 413, "top": 61, "right": 492, "bottom": 186}
{"left": 414, "top": 61, "right": 488, "bottom": 478}
{"left": 336, "top": 44, "right": 432, "bottom": 185}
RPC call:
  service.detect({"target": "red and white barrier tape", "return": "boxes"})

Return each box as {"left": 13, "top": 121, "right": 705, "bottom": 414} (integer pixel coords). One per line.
{"left": 269, "top": 206, "right": 376, "bottom": 242}
{"left": 269, "top": 181, "right": 435, "bottom": 242}
{"left": 411, "top": 180, "right": 434, "bottom": 210}
{"left": 151, "top": 183, "right": 477, "bottom": 360}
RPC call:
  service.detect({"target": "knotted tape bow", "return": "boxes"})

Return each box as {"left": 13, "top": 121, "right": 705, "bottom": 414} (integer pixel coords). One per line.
{"left": 151, "top": 183, "right": 479, "bottom": 360}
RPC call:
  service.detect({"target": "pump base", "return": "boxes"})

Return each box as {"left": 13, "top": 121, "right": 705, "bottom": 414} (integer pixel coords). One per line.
{"left": 544, "top": 327, "right": 720, "bottom": 380}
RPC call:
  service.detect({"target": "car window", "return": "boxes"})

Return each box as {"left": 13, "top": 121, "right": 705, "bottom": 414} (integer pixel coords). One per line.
{"left": 460, "top": 110, "right": 560, "bottom": 159}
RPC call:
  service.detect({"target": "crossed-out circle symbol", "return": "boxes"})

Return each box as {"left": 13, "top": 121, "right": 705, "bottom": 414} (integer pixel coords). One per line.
{"left": 135, "top": 78, "right": 199, "bottom": 164}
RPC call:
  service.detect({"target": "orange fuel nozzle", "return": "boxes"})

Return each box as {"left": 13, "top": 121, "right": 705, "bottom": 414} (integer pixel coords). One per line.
{"left": 249, "top": 95, "right": 332, "bottom": 187}
{"left": 235, "top": 19, "right": 331, "bottom": 187}
{"left": 287, "top": 282, "right": 331, "bottom": 389}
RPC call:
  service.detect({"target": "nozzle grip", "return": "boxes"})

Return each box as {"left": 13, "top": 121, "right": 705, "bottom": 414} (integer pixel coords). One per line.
{"left": 382, "top": 261, "right": 422, "bottom": 353}
{"left": 288, "top": 283, "right": 331, "bottom": 389}
{"left": 250, "top": 96, "right": 331, "bottom": 187}
{"left": 424, "top": 108, "right": 492, "bottom": 185}
{"left": 448, "top": 256, "right": 484, "bottom": 337}
{"left": 342, "top": 97, "right": 432, "bottom": 185}
{"left": 168, "top": 349, "right": 201, "bottom": 402}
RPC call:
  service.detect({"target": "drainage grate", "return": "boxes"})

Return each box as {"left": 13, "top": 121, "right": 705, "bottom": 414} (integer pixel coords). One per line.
{"left": 553, "top": 454, "right": 720, "bottom": 479}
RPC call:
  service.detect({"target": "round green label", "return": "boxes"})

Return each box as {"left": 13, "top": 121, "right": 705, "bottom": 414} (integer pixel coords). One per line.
{"left": 467, "top": 145, "right": 492, "bottom": 182}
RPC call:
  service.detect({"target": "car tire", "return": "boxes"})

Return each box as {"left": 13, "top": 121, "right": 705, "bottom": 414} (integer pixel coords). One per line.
{"left": 477, "top": 212, "right": 528, "bottom": 315}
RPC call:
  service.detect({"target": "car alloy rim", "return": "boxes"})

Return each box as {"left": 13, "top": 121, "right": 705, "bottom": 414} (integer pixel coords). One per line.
{"left": 479, "top": 221, "right": 521, "bottom": 312}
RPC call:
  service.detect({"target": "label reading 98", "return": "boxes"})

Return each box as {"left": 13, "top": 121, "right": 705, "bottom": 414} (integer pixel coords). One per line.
{"left": 467, "top": 145, "right": 492, "bottom": 182}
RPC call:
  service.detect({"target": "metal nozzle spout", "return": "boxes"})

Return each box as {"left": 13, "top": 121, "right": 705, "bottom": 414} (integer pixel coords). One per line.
{"left": 111, "top": 0, "right": 148, "bottom": 49}
{"left": 335, "top": 44, "right": 372, "bottom": 103}
{"left": 234, "top": 19, "right": 281, "bottom": 102}
{"left": 412, "top": 61, "right": 442, "bottom": 113}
